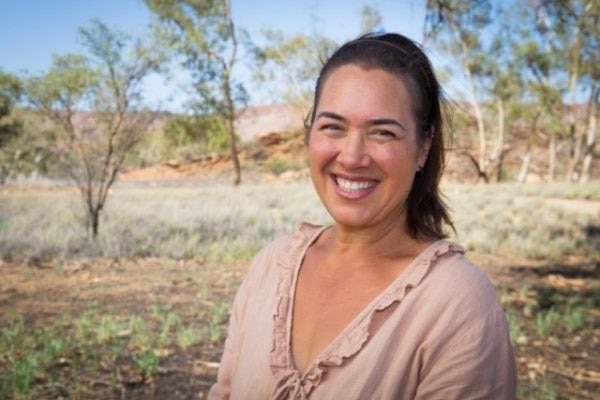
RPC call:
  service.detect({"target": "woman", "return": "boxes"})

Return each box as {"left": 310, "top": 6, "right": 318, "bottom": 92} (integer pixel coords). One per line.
{"left": 209, "top": 33, "right": 516, "bottom": 399}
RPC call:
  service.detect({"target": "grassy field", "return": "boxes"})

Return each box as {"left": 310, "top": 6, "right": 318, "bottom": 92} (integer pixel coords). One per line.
{"left": 0, "top": 180, "right": 599, "bottom": 399}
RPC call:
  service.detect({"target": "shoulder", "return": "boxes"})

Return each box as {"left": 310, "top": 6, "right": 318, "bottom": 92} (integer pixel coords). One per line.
{"left": 410, "top": 240, "right": 503, "bottom": 329}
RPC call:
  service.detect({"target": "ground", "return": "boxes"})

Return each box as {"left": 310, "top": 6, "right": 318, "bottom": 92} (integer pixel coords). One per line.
{"left": 1, "top": 250, "right": 598, "bottom": 399}
{"left": 0, "top": 257, "right": 244, "bottom": 399}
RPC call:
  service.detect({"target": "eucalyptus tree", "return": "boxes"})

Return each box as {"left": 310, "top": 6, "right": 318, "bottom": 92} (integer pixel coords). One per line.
{"left": 0, "top": 70, "right": 23, "bottom": 182}
{"left": 424, "top": 0, "right": 494, "bottom": 182}
{"left": 360, "top": 4, "right": 384, "bottom": 34}
{"left": 26, "top": 20, "right": 164, "bottom": 238}
{"left": 144, "top": 0, "right": 246, "bottom": 185}
{"left": 252, "top": 5, "right": 377, "bottom": 114}
{"left": 529, "top": 0, "right": 600, "bottom": 181}
{"left": 513, "top": 37, "right": 563, "bottom": 182}
{"left": 0, "top": 70, "right": 22, "bottom": 147}
{"left": 481, "top": 31, "right": 522, "bottom": 182}
{"left": 252, "top": 30, "right": 337, "bottom": 113}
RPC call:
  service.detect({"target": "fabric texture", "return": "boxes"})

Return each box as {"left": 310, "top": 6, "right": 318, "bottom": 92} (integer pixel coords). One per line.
{"left": 209, "top": 223, "right": 517, "bottom": 400}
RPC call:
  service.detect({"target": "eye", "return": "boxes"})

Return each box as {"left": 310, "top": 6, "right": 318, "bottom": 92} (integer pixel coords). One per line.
{"left": 319, "top": 123, "right": 344, "bottom": 135}
{"left": 371, "top": 129, "right": 397, "bottom": 139}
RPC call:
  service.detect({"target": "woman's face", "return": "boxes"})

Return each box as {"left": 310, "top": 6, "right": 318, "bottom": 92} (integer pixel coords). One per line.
{"left": 308, "top": 64, "right": 430, "bottom": 231}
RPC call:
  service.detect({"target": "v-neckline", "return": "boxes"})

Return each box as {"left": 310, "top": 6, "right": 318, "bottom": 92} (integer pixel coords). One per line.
{"left": 285, "top": 225, "right": 444, "bottom": 379}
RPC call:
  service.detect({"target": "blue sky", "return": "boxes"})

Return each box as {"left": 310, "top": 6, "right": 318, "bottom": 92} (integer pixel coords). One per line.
{"left": 0, "top": 0, "right": 428, "bottom": 109}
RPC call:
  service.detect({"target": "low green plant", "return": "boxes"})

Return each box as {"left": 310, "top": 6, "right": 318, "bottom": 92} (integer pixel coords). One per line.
{"left": 128, "top": 316, "right": 152, "bottom": 352}
{"left": 39, "top": 337, "right": 69, "bottom": 365}
{"left": 563, "top": 305, "right": 588, "bottom": 333}
{"left": 159, "top": 312, "right": 181, "bottom": 345}
{"left": 9, "top": 353, "right": 41, "bottom": 395}
{"left": 535, "top": 308, "right": 561, "bottom": 337}
{"left": 177, "top": 327, "right": 202, "bottom": 349}
{"left": 132, "top": 350, "right": 159, "bottom": 378}
{"left": 74, "top": 310, "right": 95, "bottom": 343}
{"left": 506, "top": 307, "right": 527, "bottom": 345}
{"left": 96, "top": 315, "right": 123, "bottom": 344}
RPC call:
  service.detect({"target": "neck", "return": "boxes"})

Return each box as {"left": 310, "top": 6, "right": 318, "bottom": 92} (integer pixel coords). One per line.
{"left": 323, "top": 217, "right": 422, "bottom": 267}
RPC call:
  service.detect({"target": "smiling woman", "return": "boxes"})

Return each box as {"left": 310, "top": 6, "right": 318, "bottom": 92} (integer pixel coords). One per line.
{"left": 308, "top": 65, "right": 428, "bottom": 230}
{"left": 209, "top": 33, "right": 516, "bottom": 400}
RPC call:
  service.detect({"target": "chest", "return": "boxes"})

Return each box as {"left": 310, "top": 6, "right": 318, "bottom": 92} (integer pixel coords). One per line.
{"left": 291, "top": 259, "right": 407, "bottom": 374}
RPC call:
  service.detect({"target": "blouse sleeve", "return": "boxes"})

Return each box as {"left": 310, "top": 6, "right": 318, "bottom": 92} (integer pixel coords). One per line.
{"left": 414, "top": 305, "right": 517, "bottom": 400}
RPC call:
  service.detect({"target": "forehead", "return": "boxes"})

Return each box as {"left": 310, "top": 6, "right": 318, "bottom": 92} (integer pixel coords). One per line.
{"left": 316, "top": 65, "right": 414, "bottom": 122}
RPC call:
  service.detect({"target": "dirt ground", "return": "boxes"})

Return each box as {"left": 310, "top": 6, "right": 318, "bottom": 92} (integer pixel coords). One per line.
{"left": 1, "top": 252, "right": 598, "bottom": 399}
{"left": 0, "top": 258, "right": 245, "bottom": 399}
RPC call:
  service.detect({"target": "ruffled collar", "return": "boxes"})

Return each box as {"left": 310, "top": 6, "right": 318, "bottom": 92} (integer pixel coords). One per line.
{"left": 269, "top": 223, "right": 464, "bottom": 399}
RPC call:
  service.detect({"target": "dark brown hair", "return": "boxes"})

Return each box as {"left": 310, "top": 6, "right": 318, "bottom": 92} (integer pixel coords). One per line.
{"left": 306, "top": 32, "right": 454, "bottom": 239}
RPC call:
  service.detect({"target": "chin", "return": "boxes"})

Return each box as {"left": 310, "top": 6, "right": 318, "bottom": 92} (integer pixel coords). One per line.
{"left": 328, "top": 209, "right": 378, "bottom": 230}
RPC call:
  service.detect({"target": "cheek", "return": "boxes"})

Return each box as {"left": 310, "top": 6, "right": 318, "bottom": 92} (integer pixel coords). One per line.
{"left": 375, "top": 146, "right": 416, "bottom": 172}
{"left": 308, "top": 134, "right": 337, "bottom": 167}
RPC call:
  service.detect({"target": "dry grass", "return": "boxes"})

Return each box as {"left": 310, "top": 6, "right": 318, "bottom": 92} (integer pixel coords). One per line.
{"left": 0, "top": 181, "right": 597, "bottom": 263}
{"left": 0, "top": 180, "right": 598, "bottom": 398}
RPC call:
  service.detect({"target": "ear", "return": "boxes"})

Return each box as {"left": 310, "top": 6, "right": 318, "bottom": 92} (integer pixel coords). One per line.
{"left": 417, "top": 135, "right": 432, "bottom": 168}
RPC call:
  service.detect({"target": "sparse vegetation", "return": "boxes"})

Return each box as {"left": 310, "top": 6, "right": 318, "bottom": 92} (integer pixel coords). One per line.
{"left": 2, "top": 182, "right": 597, "bottom": 264}
{"left": 265, "top": 157, "right": 304, "bottom": 176}
{"left": 0, "top": 256, "right": 241, "bottom": 399}
{"left": 0, "top": 181, "right": 598, "bottom": 398}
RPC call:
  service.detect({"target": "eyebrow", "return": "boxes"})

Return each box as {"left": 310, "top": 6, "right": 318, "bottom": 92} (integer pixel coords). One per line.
{"left": 315, "top": 111, "right": 407, "bottom": 131}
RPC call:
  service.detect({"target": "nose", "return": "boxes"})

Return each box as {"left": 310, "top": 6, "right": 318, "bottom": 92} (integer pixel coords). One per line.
{"left": 337, "top": 131, "right": 370, "bottom": 169}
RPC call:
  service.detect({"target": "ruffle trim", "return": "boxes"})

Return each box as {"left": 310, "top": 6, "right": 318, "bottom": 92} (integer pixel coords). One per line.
{"left": 269, "top": 223, "right": 464, "bottom": 399}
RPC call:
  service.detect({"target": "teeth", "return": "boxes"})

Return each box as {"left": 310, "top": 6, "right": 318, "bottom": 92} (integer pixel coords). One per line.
{"left": 336, "top": 177, "right": 374, "bottom": 192}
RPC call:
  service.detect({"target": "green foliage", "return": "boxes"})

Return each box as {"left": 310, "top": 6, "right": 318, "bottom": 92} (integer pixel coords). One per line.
{"left": 177, "top": 327, "right": 202, "bottom": 349}
{"left": 0, "top": 281, "right": 240, "bottom": 397}
{"left": 535, "top": 308, "right": 561, "bottom": 337}
{"left": 252, "top": 29, "right": 337, "bottom": 108}
{"left": 132, "top": 350, "right": 160, "bottom": 377}
{"left": 202, "top": 114, "right": 230, "bottom": 153}
{"left": 505, "top": 307, "right": 527, "bottom": 345}
{"left": 0, "top": 70, "right": 25, "bottom": 182}
{"left": 144, "top": 0, "right": 245, "bottom": 184}
{"left": 162, "top": 113, "right": 230, "bottom": 157}
{"left": 23, "top": 19, "right": 165, "bottom": 237}
{"left": 163, "top": 115, "right": 204, "bottom": 147}
{"left": 518, "top": 376, "right": 559, "bottom": 400}
{"left": 0, "top": 70, "right": 23, "bottom": 146}
{"left": 266, "top": 157, "right": 303, "bottom": 176}
{"left": 562, "top": 305, "right": 588, "bottom": 332}
{"left": 360, "top": 5, "right": 383, "bottom": 34}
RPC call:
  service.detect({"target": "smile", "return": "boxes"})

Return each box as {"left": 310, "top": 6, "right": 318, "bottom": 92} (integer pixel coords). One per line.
{"left": 333, "top": 175, "right": 378, "bottom": 198}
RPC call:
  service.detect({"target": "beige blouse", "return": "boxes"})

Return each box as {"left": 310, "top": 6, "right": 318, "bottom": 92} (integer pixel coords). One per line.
{"left": 209, "top": 223, "right": 516, "bottom": 399}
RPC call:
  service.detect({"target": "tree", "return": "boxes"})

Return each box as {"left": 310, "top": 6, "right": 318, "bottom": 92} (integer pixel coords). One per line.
{"left": 252, "top": 5, "right": 378, "bottom": 114}
{"left": 26, "top": 20, "right": 164, "bottom": 238}
{"left": 0, "top": 71, "right": 22, "bottom": 147}
{"left": 162, "top": 113, "right": 230, "bottom": 158}
{"left": 481, "top": 31, "right": 522, "bottom": 182}
{"left": 0, "top": 70, "right": 24, "bottom": 182}
{"left": 144, "top": 0, "right": 246, "bottom": 185}
{"left": 360, "top": 4, "right": 384, "bottom": 34}
{"left": 252, "top": 29, "right": 337, "bottom": 112}
{"left": 425, "top": 0, "right": 494, "bottom": 182}
{"left": 528, "top": 0, "right": 599, "bottom": 181}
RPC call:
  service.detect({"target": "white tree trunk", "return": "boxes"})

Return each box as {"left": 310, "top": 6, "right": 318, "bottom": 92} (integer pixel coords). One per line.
{"left": 518, "top": 148, "right": 531, "bottom": 183}
{"left": 492, "top": 98, "right": 505, "bottom": 181}
{"left": 581, "top": 85, "right": 598, "bottom": 183}
{"left": 548, "top": 134, "right": 556, "bottom": 182}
